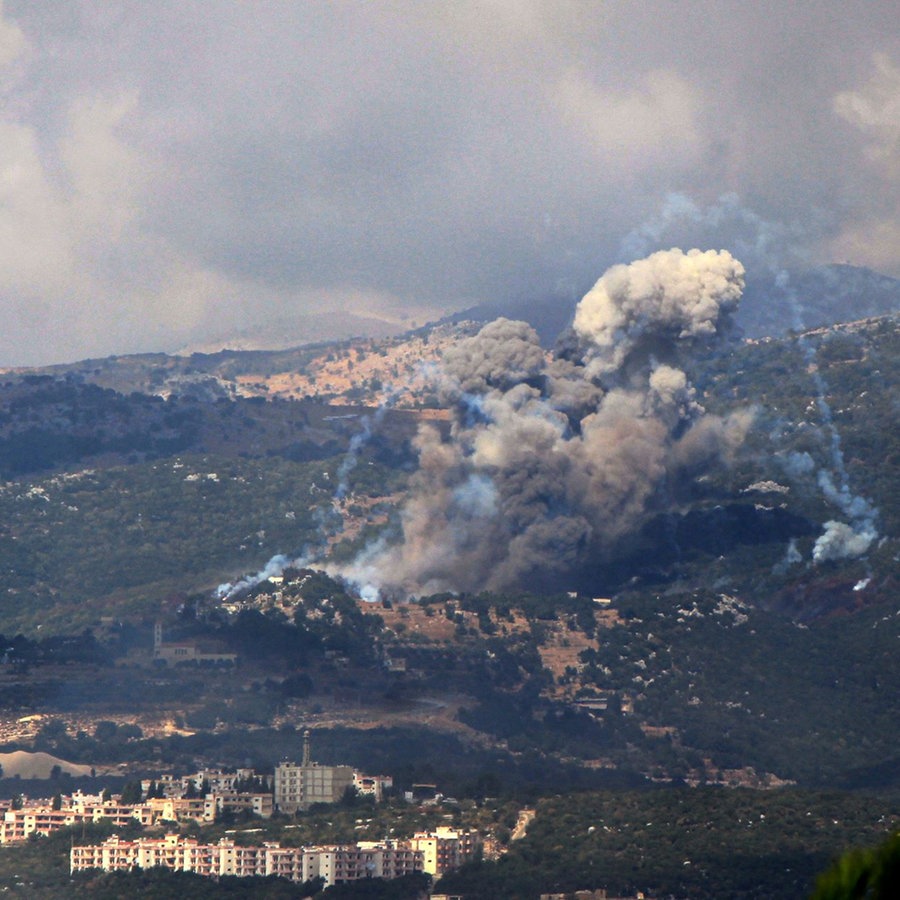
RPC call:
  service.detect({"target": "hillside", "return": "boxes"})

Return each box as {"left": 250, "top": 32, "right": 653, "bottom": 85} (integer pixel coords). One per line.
{"left": 0, "top": 310, "right": 895, "bottom": 804}
{"left": 0, "top": 322, "right": 479, "bottom": 410}
{"left": 0, "top": 314, "right": 897, "bottom": 631}
{"left": 1, "top": 568, "right": 899, "bottom": 798}
{"left": 736, "top": 264, "right": 900, "bottom": 338}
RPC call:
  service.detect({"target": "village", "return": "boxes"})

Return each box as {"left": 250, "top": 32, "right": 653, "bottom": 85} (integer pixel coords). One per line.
{"left": 1, "top": 729, "right": 484, "bottom": 891}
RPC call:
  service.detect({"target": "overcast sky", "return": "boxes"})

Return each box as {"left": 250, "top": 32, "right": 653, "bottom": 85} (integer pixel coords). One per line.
{"left": 0, "top": 1, "right": 898, "bottom": 366}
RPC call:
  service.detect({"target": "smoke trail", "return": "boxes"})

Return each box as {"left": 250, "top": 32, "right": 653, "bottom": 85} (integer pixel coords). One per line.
{"left": 618, "top": 192, "right": 808, "bottom": 275}
{"left": 334, "top": 398, "right": 394, "bottom": 500}
{"left": 216, "top": 554, "right": 292, "bottom": 600}
{"left": 622, "top": 192, "right": 878, "bottom": 563}
{"left": 217, "top": 397, "right": 397, "bottom": 601}
{"left": 786, "top": 290, "right": 879, "bottom": 561}
{"left": 334, "top": 248, "right": 751, "bottom": 600}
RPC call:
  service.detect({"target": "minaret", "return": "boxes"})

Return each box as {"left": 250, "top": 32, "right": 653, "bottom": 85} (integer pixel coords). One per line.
{"left": 153, "top": 621, "right": 163, "bottom": 654}
{"left": 302, "top": 729, "right": 311, "bottom": 767}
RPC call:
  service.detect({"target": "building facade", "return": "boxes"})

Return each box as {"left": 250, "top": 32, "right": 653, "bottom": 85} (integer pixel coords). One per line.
{"left": 274, "top": 730, "right": 357, "bottom": 813}
{"left": 274, "top": 760, "right": 355, "bottom": 813}
{"left": 71, "top": 834, "right": 425, "bottom": 888}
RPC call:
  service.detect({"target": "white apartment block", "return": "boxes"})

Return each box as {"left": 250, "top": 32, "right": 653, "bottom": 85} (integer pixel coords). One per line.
{"left": 408, "top": 827, "right": 482, "bottom": 876}
{"left": 71, "top": 834, "right": 425, "bottom": 888}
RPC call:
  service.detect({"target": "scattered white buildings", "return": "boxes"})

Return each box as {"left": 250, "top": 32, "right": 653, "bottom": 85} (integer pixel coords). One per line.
{"left": 0, "top": 788, "right": 275, "bottom": 843}
{"left": 0, "top": 733, "right": 392, "bottom": 848}
{"left": 1, "top": 793, "right": 153, "bottom": 842}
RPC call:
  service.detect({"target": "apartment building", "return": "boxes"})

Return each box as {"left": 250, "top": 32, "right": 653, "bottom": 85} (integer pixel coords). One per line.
{"left": 0, "top": 786, "right": 273, "bottom": 845}
{"left": 408, "top": 826, "right": 482, "bottom": 876}
{"left": 274, "top": 729, "right": 355, "bottom": 812}
{"left": 0, "top": 795, "right": 153, "bottom": 842}
{"left": 71, "top": 834, "right": 426, "bottom": 888}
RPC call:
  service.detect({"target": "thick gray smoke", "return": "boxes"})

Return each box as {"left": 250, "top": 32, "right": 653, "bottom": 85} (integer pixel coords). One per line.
{"left": 334, "top": 248, "right": 751, "bottom": 599}
{"left": 622, "top": 193, "right": 879, "bottom": 564}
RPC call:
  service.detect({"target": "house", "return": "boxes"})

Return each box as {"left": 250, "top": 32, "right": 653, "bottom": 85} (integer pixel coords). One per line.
{"left": 152, "top": 622, "right": 237, "bottom": 667}
{"left": 353, "top": 773, "right": 393, "bottom": 802}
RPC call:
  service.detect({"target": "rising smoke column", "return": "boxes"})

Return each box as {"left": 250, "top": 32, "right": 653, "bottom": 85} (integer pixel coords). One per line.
{"left": 620, "top": 193, "right": 879, "bottom": 563}
{"left": 335, "top": 248, "right": 750, "bottom": 599}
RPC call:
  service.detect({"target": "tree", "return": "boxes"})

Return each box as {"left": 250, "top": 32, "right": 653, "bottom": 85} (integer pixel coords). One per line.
{"left": 812, "top": 832, "right": 900, "bottom": 899}
{"left": 120, "top": 781, "right": 142, "bottom": 804}
{"left": 94, "top": 720, "right": 119, "bottom": 743}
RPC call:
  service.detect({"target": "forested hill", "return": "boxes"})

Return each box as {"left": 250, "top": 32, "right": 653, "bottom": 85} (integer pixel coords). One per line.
{"left": 0, "top": 313, "right": 898, "bottom": 633}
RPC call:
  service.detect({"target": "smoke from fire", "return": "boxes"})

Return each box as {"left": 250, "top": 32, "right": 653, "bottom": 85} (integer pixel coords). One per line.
{"left": 621, "top": 193, "right": 879, "bottom": 564}
{"left": 333, "top": 248, "right": 751, "bottom": 599}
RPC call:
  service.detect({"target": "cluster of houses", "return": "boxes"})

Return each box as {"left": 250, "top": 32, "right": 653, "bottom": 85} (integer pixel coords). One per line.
{"left": 1, "top": 732, "right": 391, "bottom": 844}
{"left": 70, "top": 826, "right": 481, "bottom": 888}
{"left": 3, "top": 731, "right": 488, "bottom": 888}
{"left": 0, "top": 788, "right": 258, "bottom": 843}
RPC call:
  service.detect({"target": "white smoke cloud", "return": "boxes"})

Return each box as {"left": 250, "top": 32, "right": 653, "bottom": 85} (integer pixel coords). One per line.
{"left": 217, "top": 554, "right": 291, "bottom": 601}
{"left": 812, "top": 520, "right": 877, "bottom": 563}
{"left": 334, "top": 247, "right": 750, "bottom": 599}
{"left": 783, "top": 327, "right": 880, "bottom": 563}
{"left": 573, "top": 247, "right": 745, "bottom": 375}
{"left": 806, "top": 470, "right": 879, "bottom": 563}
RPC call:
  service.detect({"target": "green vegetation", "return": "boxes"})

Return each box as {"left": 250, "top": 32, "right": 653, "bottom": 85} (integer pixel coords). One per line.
{"left": 0, "top": 317, "right": 898, "bottom": 897}
{"left": 1, "top": 791, "right": 895, "bottom": 899}
{"left": 811, "top": 830, "right": 900, "bottom": 900}
{"left": 0, "top": 453, "right": 408, "bottom": 633}
{"left": 575, "top": 588, "right": 900, "bottom": 786}
{"left": 440, "top": 788, "right": 900, "bottom": 900}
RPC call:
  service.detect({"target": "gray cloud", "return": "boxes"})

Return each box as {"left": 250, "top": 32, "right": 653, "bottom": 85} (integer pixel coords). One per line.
{"left": 0, "top": 1, "right": 898, "bottom": 365}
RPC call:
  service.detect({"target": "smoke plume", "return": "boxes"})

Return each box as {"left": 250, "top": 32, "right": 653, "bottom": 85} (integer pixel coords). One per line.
{"left": 783, "top": 297, "right": 879, "bottom": 562}
{"left": 623, "top": 192, "right": 879, "bottom": 564}
{"left": 335, "top": 248, "right": 750, "bottom": 599}
{"left": 217, "top": 554, "right": 291, "bottom": 601}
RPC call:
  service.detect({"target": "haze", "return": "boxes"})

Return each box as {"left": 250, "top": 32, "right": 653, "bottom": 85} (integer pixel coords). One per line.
{"left": 1, "top": 0, "right": 898, "bottom": 366}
